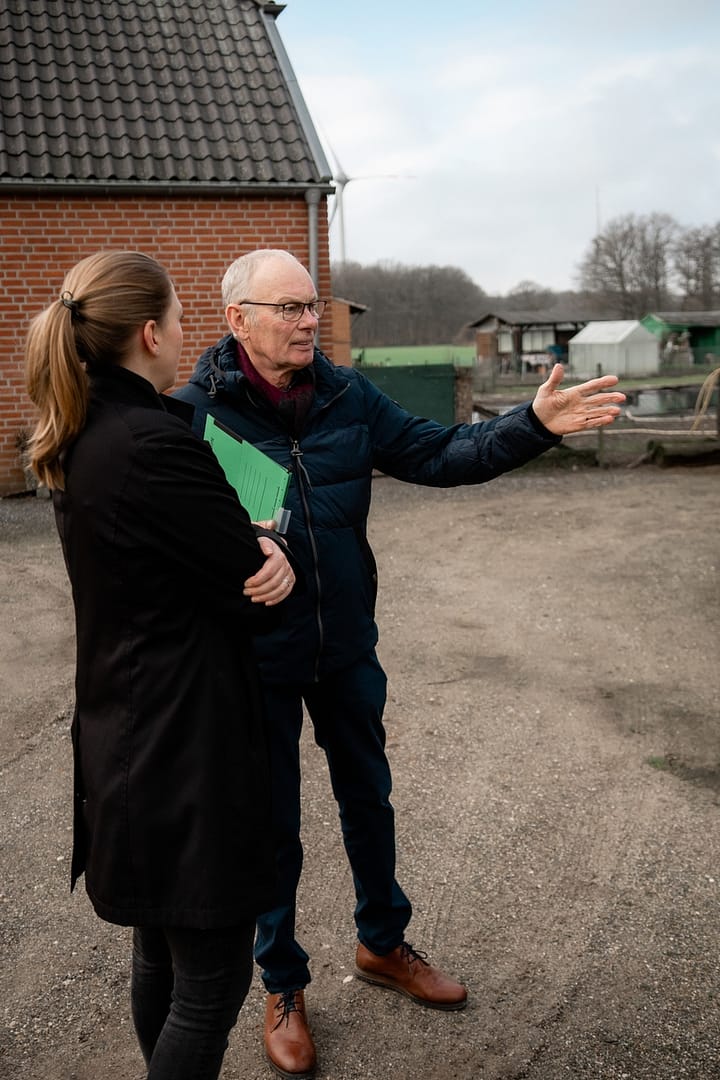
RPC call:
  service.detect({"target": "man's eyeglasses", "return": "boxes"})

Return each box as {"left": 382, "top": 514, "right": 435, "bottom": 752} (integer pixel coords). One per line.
{"left": 239, "top": 300, "right": 327, "bottom": 322}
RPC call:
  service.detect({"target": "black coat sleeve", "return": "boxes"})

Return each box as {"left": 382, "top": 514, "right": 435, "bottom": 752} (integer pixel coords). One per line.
{"left": 132, "top": 423, "right": 284, "bottom": 628}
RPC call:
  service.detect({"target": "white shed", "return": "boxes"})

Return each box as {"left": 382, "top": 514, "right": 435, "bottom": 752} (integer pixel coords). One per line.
{"left": 568, "top": 321, "right": 659, "bottom": 378}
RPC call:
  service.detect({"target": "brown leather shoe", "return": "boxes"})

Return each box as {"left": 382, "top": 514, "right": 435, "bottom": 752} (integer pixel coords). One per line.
{"left": 263, "top": 990, "right": 317, "bottom": 1079}
{"left": 355, "top": 941, "right": 468, "bottom": 1011}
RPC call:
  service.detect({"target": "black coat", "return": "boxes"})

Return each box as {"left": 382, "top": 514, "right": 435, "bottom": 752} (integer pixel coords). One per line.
{"left": 175, "top": 338, "right": 561, "bottom": 683}
{"left": 55, "top": 366, "right": 280, "bottom": 927}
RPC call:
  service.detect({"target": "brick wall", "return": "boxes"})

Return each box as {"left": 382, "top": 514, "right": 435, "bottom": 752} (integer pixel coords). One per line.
{"left": 454, "top": 366, "right": 473, "bottom": 423}
{"left": 0, "top": 192, "right": 332, "bottom": 494}
{"left": 330, "top": 298, "right": 353, "bottom": 365}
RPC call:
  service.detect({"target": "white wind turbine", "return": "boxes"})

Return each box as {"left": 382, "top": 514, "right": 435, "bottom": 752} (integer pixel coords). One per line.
{"left": 326, "top": 143, "right": 413, "bottom": 265}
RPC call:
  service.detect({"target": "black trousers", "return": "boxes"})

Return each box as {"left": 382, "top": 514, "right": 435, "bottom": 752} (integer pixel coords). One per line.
{"left": 255, "top": 650, "right": 412, "bottom": 992}
{"left": 131, "top": 921, "right": 255, "bottom": 1079}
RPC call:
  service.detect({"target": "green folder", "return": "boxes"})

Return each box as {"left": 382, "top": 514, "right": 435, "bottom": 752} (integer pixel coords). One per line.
{"left": 203, "top": 414, "right": 291, "bottom": 533}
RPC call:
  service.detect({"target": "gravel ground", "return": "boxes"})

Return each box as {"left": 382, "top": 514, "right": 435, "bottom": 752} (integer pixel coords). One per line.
{"left": 1, "top": 461, "right": 719, "bottom": 1079}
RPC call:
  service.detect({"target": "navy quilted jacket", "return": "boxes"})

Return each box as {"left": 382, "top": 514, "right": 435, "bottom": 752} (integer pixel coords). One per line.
{"left": 174, "top": 336, "right": 560, "bottom": 683}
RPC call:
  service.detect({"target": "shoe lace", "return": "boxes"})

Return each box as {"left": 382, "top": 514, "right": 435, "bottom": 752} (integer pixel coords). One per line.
{"left": 400, "top": 942, "right": 429, "bottom": 968}
{"left": 272, "top": 990, "right": 302, "bottom": 1031}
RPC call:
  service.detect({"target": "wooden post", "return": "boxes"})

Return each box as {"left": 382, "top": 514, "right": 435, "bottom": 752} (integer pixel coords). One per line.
{"left": 596, "top": 362, "right": 605, "bottom": 467}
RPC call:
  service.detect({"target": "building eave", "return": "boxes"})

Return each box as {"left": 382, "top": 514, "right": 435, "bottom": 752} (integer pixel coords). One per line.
{"left": 0, "top": 179, "right": 335, "bottom": 197}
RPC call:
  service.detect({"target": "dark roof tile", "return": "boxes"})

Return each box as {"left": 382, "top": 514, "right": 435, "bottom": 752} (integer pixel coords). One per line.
{"left": 0, "top": 0, "right": 330, "bottom": 189}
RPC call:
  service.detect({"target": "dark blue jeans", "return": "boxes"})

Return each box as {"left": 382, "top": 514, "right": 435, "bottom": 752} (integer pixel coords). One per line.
{"left": 131, "top": 921, "right": 255, "bottom": 1079}
{"left": 255, "top": 651, "right": 412, "bottom": 992}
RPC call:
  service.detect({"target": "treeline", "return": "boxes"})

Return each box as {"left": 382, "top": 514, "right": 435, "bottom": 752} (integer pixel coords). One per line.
{"left": 332, "top": 213, "right": 720, "bottom": 347}
{"left": 332, "top": 260, "right": 601, "bottom": 347}
{"left": 332, "top": 262, "right": 486, "bottom": 348}
{"left": 578, "top": 213, "right": 720, "bottom": 318}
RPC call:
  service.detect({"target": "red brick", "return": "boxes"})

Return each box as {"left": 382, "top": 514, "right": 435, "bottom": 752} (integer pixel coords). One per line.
{"left": 0, "top": 192, "right": 334, "bottom": 493}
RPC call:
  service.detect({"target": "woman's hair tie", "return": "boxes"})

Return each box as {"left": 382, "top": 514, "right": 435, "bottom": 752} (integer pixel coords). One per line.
{"left": 60, "top": 290, "right": 79, "bottom": 316}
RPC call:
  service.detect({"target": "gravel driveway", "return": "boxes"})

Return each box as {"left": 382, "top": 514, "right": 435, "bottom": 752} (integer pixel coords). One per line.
{"left": 1, "top": 462, "right": 719, "bottom": 1079}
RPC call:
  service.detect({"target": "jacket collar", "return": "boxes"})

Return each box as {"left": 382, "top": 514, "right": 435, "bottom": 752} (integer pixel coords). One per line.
{"left": 193, "top": 334, "right": 345, "bottom": 409}
{"left": 89, "top": 365, "right": 195, "bottom": 425}
{"left": 89, "top": 365, "right": 168, "bottom": 408}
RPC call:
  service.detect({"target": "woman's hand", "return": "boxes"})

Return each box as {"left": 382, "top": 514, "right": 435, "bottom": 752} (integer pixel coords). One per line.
{"left": 243, "top": 536, "right": 295, "bottom": 606}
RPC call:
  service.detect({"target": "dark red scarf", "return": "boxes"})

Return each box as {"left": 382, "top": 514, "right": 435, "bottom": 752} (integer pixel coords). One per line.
{"left": 235, "top": 340, "right": 315, "bottom": 436}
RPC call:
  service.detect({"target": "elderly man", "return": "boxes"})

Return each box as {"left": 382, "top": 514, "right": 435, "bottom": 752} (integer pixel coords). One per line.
{"left": 175, "top": 249, "right": 624, "bottom": 1079}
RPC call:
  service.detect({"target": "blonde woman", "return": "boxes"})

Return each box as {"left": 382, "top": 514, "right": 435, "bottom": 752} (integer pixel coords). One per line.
{"left": 25, "top": 250, "right": 295, "bottom": 1080}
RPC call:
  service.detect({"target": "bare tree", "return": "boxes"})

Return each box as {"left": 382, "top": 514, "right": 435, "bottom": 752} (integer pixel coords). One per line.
{"left": 672, "top": 224, "right": 720, "bottom": 310}
{"left": 636, "top": 213, "right": 677, "bottom": 312}
{"left": 504, "top": 280, "right": 557, "bottom": 311}
{"left": 578, "top": 214, "right": 638, "bottom": 316}
{"left": 578, "top": 213, "right": 678, "bottom": 316}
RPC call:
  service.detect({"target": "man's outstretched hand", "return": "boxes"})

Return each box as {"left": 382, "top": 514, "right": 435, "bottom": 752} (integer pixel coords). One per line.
{"left": 532, "top": 364, "right": 626, "bottom": 436}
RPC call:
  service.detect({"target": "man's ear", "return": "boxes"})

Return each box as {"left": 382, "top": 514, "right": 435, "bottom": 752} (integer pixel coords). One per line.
{"left": 226, "top": 303, "right": 247, "bottom": 341}
{"left": 142, "top": 320, "right": 160, "bottom": 355}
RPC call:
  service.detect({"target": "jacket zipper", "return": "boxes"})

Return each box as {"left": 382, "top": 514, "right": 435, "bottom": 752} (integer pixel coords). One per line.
{"left": 289, "top": 382, "right": 350, "bottom": 682}
{"left": 289, "top": 438, "right": 324, "bottom": 682}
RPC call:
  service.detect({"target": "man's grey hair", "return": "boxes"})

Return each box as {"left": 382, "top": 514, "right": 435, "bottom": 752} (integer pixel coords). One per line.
{"left": 221, "top": 249, "right": 306, "bottom": 310}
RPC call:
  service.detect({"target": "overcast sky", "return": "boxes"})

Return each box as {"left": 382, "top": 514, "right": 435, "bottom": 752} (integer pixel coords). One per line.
{"left": 278, "top": 0, "right": 720, "bottom": 294}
